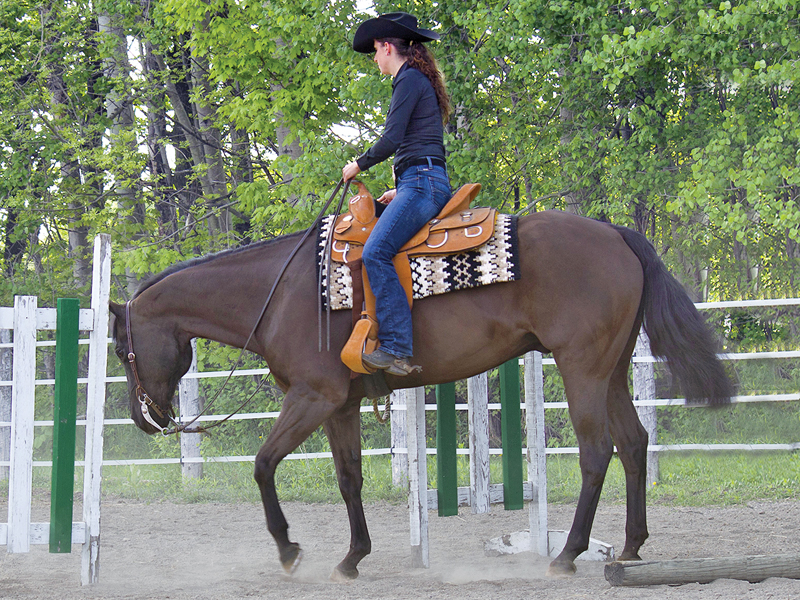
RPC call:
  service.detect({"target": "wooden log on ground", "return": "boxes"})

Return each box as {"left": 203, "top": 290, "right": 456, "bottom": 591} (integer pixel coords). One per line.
{"left": 605, "top": 554, "right": 800, "bottom": 587}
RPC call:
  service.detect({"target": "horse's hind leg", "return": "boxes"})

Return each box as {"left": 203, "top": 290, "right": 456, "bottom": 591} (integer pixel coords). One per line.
{"left": 607, "top": 350, "right": 650, "bottom": 560}
{"left": 548, "top": 374, "right": 614, "bottom": 577}
{"left": 323, "top": 397, "right": 371, "bottom": 580}
{"left": 253, "top": 385, "right": 339, "bottom": 574}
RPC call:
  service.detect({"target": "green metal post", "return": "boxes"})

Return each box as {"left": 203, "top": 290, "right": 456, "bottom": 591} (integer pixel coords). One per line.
{"left": 500, "top": 358, "right": 524, "bottom": 510}
{"left": 50, "top": 298, "right": 80, "bottom": 553}
{"left": 435, "top": 382, "right": 458, "bottom": 516}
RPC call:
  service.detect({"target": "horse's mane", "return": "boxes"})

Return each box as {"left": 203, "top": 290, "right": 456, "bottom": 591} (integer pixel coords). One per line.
{"left": 132, "top": 230, "right": 308, "bottom": 299}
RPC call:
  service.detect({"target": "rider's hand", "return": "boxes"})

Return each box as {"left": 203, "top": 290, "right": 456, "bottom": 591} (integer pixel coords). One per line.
{"left": 377, "top": 189, "right": 397, "bottom": 205}
{"left": 342, "top": 161, "right": 361, "bottom": 182}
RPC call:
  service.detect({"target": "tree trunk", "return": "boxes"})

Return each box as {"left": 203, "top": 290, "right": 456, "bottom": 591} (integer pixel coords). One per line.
{"left": 141, "top": 38, "right": 178, "bottom": 238}
{"left": 273, "top": 38, "right": 304, "bottom": 207}
{"left": 2, "top": 208, "right": 27, "bottom": 277}
{"left": 189, "top": 42, "right": 232, "bottom": 238}
{"left": 98, "top": 10, "right": 143, "bottom": 294}
{"left": 669, "top": 220, "right": 704, "bottom": 302}
{"left": 41, "top": 2, "right": 91, "bottom": 287}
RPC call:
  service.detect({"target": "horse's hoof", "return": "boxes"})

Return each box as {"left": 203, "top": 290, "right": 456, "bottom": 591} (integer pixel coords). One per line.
{"left": 546, "top": 559, "right": 577, "bottom": 578}
{"left": 281, "top": 546, "right": 303, "bottom": 575}
{"left": 330, "top": 565, "right": 359, "bottom": 582}
{"left": 619, "top": 551, "right": 643, "bottom": 561}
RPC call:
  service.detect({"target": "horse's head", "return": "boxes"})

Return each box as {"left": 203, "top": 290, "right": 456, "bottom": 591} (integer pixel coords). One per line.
{"left": 109, "top": 301, "right": 194, "bottom": 434}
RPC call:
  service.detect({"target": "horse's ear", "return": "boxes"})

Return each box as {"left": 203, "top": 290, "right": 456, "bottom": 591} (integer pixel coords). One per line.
{"left": 109, "top": 302, "right": 125, "bottom": 321}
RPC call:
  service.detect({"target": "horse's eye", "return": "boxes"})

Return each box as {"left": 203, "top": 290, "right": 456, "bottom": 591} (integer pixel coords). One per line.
{"left": 115, "top": 348, "right": 125, "bottom": 360}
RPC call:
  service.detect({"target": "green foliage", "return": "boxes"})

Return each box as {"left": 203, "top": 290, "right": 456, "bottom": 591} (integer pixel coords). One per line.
{"left": 2, "top": 0, "right": 798, "bottom": 301}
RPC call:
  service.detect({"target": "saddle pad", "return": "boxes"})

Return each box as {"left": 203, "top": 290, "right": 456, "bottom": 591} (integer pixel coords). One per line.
{"left": 317, "top": 213, "right": 520, "bottom": 311}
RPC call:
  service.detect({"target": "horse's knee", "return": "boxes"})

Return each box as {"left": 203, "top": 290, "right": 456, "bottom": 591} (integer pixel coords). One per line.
{"left": 579, "top": 436, "right": 613, "bottom": 468}
{"left": 253, "top": 453, "right": 276, "bottom": 488}
{"left": 577, "top": 439, "right": 613, "bottom": 487}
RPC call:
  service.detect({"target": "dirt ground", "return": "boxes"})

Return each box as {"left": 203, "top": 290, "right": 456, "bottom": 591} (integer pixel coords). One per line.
{"left": 2, "top": 498, "right": 800, "bottom": 599}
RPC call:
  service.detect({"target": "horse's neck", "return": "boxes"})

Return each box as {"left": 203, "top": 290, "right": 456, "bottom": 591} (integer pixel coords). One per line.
{"left": 149, "top": 237, "right": 304, "bottom": 352}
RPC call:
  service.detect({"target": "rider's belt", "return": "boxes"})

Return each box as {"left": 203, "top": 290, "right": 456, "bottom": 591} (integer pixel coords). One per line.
{"left": 393, "top": 156, "right": 446, "bottom": 180}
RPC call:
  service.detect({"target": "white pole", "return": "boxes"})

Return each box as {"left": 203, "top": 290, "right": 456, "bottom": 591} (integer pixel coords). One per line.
{"left": 467, "top": 373, "right": 490, "bottom": 514}
{"left": 82, "top": 234, "right": 111, "bottom": 584}
{"left": 0, "top": 328, "right": 11, "bottom": 481}
{"left": 524, "top": 351, "right": 548, "bottom": 555}
{"left": 179, "top": 339, "right": 203, "bottom": 480}
{"left": 389, "top": 390, "right": 408, "bottom": 488}
{"left": 633, "top": 331, "right": 659, "bottom": 486}
{"left": 405, "top": 386, "right": 428, "bottom": 568}
{"left": 7, "top": 296, "right": 37, "bottom": 553}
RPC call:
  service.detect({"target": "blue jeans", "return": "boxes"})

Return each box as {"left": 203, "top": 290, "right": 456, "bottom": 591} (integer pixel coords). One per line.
{"left": 362, "top": 162, "right": 451, "bottom": 358}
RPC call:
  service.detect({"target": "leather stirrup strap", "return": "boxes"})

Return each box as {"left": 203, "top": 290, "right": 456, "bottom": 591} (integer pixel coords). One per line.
{"left": 348, "top": 258, "right": 364, "bottom": 329}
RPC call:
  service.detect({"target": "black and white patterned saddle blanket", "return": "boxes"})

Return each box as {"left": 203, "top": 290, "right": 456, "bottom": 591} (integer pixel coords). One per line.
{"left": 317, "top": 213, "right": 520, "bottom": 310}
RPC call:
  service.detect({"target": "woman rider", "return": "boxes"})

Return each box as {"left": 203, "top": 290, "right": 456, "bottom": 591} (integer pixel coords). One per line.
{"left": 342, "top": 12, "right": 452, "bottom": 377}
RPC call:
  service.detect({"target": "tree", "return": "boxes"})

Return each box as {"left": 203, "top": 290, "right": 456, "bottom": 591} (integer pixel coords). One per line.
{"left": 1, "top": 0, "right": 797, "bottom": 305}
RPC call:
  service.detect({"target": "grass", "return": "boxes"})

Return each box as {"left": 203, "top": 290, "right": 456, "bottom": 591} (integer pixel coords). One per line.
{"left": 547, "top": 452, "right": 800, "bottom": 506}
{"left": 12, "top": 450, "right": 799, "bottom": 508}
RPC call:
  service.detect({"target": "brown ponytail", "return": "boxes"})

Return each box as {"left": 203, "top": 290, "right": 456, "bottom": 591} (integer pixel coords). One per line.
{"left": 379, "top": 37, "right": 452, "bottom": 125}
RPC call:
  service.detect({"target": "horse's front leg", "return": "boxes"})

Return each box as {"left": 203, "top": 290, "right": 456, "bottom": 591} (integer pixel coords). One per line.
{"left": 254, "top": 385, "right": 338, "bottom": 574}
{"left": 323, "top": 396, "right": 371, "bottom": 580}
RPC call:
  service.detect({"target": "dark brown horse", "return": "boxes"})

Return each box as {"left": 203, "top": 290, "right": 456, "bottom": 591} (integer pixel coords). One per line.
{"left": 109, "top": 209, "right": 732, "bottom": 580}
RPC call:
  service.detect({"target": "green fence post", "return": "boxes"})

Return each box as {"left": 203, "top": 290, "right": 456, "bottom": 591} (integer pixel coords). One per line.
{"left": 500, "top": 358, "right": 524, "bottom": 510}
{"left": 435, "top": 382, "right": 458, "bottom": 516}
{"left": 50, "top": 298, "right": 80, "bottom": 553}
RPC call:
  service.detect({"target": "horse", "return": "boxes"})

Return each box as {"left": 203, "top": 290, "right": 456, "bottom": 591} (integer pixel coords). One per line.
{"left": 109, "top": 208, "right": 733, "bottom": 580}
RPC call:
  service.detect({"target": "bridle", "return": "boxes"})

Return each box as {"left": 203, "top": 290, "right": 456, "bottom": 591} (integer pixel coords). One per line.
{"left": 124, "top": 180, "right": 353, "bottom": 437}
{"left": 125, "top": 300, "right": 175, "bottom": 434}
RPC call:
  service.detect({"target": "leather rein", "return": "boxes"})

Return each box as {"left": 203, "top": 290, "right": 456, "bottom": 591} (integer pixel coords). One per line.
{"left": 126, "top": 180, "right": 351, "bottom": 436}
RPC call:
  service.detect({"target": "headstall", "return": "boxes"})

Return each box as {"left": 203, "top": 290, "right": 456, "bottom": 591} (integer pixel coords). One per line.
{"left": 125, "top": 301, "right": 175, "bottom": 434}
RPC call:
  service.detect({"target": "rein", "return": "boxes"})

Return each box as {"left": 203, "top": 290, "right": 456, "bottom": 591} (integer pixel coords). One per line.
{"left": 127, "top": 180, "right": 351, "bottom": 436}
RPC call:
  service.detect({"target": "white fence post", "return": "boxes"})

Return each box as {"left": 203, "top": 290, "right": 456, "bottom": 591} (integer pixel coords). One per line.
{"left": 467, "top": 373, "right": 490, "bottom": 514}
{"left": 7, "top": 295, "right": 37, "bottom": 553}
{"left": 525, "top": 351, "right": 548, "bottom": 555}
{"left": 82, "top": 233, "right": 111, "bottom": 585}
{"left": 405, "top": 386, "right": 428, "bottom": 567}
{"left": 0, "top": 328, "right": 11, "bottom": 481}
{"left": 389, "top": 390, "right": 408, "bottom": 488}
{"left": 179, "top": 339, "right": 203, "bottom": 480}
{"left": 633, "top": 330, "right": 659, "bottom": 486}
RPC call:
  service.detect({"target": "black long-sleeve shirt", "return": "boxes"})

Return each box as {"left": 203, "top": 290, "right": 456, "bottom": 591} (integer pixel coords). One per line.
{"left": 356, "top": 62, "right": 445, "bottom": 172}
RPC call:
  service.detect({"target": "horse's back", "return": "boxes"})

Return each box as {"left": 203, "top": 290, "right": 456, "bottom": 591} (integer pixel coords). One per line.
{"left": 405, "top": 210, "right": 645, "bottom": 384}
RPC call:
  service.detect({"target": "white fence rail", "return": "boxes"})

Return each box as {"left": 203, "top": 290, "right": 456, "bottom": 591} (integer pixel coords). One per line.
{"left": 1, "top": 302, "right": 797, "bottom": 464}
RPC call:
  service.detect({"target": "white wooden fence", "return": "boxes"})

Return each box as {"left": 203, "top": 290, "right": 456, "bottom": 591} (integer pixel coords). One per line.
{"left": 0, "top": 235, "right": 111, "bottom": 585}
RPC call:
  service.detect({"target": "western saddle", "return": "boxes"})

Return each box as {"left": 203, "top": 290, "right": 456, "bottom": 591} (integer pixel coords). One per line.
{"left": 329, "top": 181, "right": 493, "bottom": 374}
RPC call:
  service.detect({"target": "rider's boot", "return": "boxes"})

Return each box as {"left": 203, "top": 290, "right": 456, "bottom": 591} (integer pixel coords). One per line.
{"left": 362, "top": 348, "right": 422, "bottom": 377}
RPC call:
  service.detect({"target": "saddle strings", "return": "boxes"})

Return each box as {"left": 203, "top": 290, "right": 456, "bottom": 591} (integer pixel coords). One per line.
{"left": 160, "top": 179, "right": 351, "bottom": 435}
{"left": 318, "top": 181, "right": 351, "bottom": 351}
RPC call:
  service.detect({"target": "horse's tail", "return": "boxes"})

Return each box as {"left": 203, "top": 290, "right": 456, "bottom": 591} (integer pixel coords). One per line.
{"left": 612, "top": 225, "right": 733, "bottom": 406}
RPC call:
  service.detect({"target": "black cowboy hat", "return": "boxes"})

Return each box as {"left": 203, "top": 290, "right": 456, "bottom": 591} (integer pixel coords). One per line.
{"left": 353, "top": 12, "right": 440, "bottom": 53}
